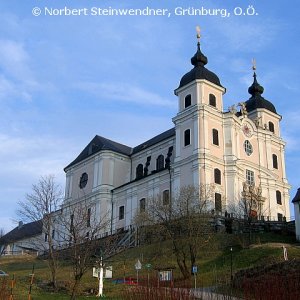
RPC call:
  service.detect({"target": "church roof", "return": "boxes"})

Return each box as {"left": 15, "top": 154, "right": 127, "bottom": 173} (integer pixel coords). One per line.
{"left": 65, "top": 135, "right": 132, "bottom": 170}
{"left": 292, "top": 188, "right": 300, "bottom": 203}
{"left": 132, "top": 128, "right": 175, "bottom": 154}
{"left": 178, "top": 41, "right": 222, "bottom": 89}
{"left": 245, "top": 72, "right": 277, "bottom": 114}
{"left": 0, "top": 220, "right": 43, "bottom": 245}
{"left": 65, "top": 128, "right": 175, "bottom": 170}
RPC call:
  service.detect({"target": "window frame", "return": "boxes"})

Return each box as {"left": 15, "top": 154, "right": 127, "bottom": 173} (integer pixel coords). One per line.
{"left": 212, "top": 129, "right": 219, "bottom": 146}
{"left": 209, "top": 94, "right": 216, "bottom": 107}
{"left": 215, "top": 193, "right": 222, "bottom": 212}
{"left": 119, "top": 206, "right": 125, "bottom": 220}
{"left": 140, "top": 198, "right": 146, "bottom": 212}
{"left": 269, "top": 121, "right": 275, "bottom": 133}
{"left": 156, "top": 155, "right": 165, "bottom": 171}
{"left": 214, "top": 168, "right": 221, "bottom": 185}
{"left": 184, "top": 129, "right": 191, "bottom": 147}
{"left": 272, "top": 154, "right": 278, "bottom": 169}
{"left": 244, "top": 140, "right": 253, "bottom": 156}
{"left": 276, "top": 190, "right": 282, "bottom": 205}
{"left": 246, "top": 169, "right": 255, "bottom": 186}
{"left": 184, "top": 94, "right": 192, "bottom": 108}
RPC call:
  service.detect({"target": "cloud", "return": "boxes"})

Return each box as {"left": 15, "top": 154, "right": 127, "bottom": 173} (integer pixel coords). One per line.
{"left": 76, "top": 82, "right": 176, "bottom": 108}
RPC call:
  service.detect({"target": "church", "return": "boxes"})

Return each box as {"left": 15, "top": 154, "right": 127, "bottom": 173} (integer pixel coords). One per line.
{"left": 63, "top": 32, "right": 291, "bottom": 236}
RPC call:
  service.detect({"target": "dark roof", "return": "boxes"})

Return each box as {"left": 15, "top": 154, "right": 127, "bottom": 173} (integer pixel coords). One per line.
{"left": 177, "top": 42, "right": 222, "bottom": 89}
{"left": 132, "top": 128, "right": 175, "bottom": 154}
{"left": 65, "top": 128, "right": 176, "bottom": 170}
{"left": 292, "top": 188, "right": 300, "bottom": 203}
{"left": 65, "top": 135, "right": 132, "bottom": 170}
{"left": 0, "top": 220, "right": 43, "bottom": 245}
{"left": 245, "top": 72, "right": 277, "bottom": 114}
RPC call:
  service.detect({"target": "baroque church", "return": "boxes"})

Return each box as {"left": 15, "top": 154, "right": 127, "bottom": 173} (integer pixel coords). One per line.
{"left": 63, "top": 32, "right": 290, "bottom": 236}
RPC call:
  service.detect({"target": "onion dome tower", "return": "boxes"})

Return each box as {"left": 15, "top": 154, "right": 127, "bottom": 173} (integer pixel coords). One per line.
{"left": 245, "top": 66, "right": 277, "bottom": 114}
{"left": 178, "top": 28, "right": 223, "bottom": 89}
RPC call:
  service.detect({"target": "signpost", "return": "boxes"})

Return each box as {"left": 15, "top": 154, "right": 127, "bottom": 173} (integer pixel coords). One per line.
{"left": 145, "top": 263, "right": 152, "bottom": 287}
{"left": 135, "top": 259, "right": 142, "bottom": 284}
{"left": 192, "top": 265, "right": 198, "bottom": 289}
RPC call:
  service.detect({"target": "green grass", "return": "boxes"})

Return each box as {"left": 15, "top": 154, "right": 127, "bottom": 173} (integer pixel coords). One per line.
{"left": 0, "top": 232, "right": 299, "bottom": 299}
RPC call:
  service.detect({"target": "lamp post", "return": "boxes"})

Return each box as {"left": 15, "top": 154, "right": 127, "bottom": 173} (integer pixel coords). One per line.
{"left": 230, "top": 247, "right": 233, "bottom": 283}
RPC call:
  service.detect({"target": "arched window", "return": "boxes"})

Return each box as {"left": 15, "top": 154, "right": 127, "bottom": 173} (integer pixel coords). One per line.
{"left": 156, "top": 155, "right": 165, "bottom": 171}
{"left": 184, "top": 94, "right": 191, "bottom": 108}
{"left": 214, "top": 168, "right": 221, "bottom": 184}
{"left": 215, "top": 193, "right": 222, "bottom": 212}
{"left": 276, "top": 190, "right": 282, "bottom": 205}
{"left": 136, "top": 164, "right": 144, "bottom": 179}
{"left": 212, "top": 129, "right": 219, "bottom": 146}
{"left": 140, "top": 198, "right": 146, "bottom": 212}
{"left": 269, "top": 121, "right": 275, "bottom": 133}
{"left": 162, "top": 190, "right": 170, "bottom": 205}
{"left": 184, "top": 129, "right": 191, "bottom": 146}
{"left": 209, "top": 94, "right": 216, "bottom": 107}
{"left": 272, "top": 154, "right": 278, "bottom": 169}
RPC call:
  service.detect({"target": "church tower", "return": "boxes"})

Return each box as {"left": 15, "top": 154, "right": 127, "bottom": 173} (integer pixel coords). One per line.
{"left": 173, "top": 28, "right": 226, "bottom": 203}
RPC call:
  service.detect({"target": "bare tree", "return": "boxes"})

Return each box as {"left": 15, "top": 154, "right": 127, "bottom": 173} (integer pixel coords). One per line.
{"left": 16, "top": 175, "right": 63, "bottom": 289}
{"left": 57, "top": 201, "right": 110, "bottom": 300}
{"left": 135, "top": 184, "right": 216, "bottom": 279}
{"left": 228, "top": 182, "right": 266, "bottom": 244}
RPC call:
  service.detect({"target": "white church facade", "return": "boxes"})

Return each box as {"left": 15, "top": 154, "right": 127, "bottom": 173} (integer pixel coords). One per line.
{"left": 62, "top": 35, "right": 290, "bottom": 236}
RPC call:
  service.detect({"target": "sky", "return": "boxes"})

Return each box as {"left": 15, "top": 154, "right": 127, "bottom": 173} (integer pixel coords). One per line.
{"left": 0, "top": 0, "right": 299, "bottom": 232}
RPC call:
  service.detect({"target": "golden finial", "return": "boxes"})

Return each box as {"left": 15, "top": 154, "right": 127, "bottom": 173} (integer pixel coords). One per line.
{"left": 252, "top": 58, "right": 257, "bottom": 71}
{"left": 196, "top": 26, "right": 201, "bottom": 42}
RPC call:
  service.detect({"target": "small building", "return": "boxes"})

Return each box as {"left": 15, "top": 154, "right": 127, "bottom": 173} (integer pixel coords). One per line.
{"left": 0, "top": 220, "right": 43, "bottom": 256}
{"left": 292, "top": 188, "right": 300, "bottom": 241}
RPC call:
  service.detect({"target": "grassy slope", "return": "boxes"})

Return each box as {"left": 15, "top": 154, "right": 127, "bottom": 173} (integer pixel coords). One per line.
{"left": 0, "top": 233, "right": 299, "bottom": 299}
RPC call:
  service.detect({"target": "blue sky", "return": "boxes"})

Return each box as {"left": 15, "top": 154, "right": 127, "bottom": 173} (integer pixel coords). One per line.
{"left": 0, "top": 0, "right": 299, "bottom": 232}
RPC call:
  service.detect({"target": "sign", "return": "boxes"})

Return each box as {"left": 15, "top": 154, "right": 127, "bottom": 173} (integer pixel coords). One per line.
{"left": 93, "top": 266, "right": 113, "bottom": 278}
{"left": 145, "top": 263, "right": 152, "bottom": 269}
{"left": 192, "top": 265, "right": 198, "bottom": 274}
{"left": 159, "top": 270, "right": 172, "bottom": 281}
{"left": 135, "top": 259, "right": 142, "bottom": 270}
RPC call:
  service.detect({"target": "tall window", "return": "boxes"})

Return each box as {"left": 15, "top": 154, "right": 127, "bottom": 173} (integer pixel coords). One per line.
{"left": 184, "top": 94, "right": 191, "bottom": 108}
{"left": 215, "top": 193, "right": 222, "bottom": 212}
{"left": 136, "top": 164, "right": 144, "bottom": 179}
{"left": 87, "top": 208, "right": 91, "bottom": 227}
{"left": 156, "top": 155, "right": 165, "bottom": 171}
{"left": 277, "top": 213, "right": 283, "bottom": 222}
{"left": 269, "top": 121, "right": 275, "bottom": 133}
{"left": 163, "top": 190, "right": 170, "bottom": 205}
{"left": 272, "top": 154, "right": 278, "bottom": 169}
{"left": 212, "top": 129, "right": 219, "bottom": 146}
{"left": 52, "top": 229, "right": 55, "bottom": 239}
{"left": 246, "top": 169, "right": 255, "bottom": 185}
{"left": 214, "top": 168, "right": 221, "bottom": 184}
{"left": 276, "top": 190, "right": 282, "bottom": 205}
{"left": 140, "top": 198, "right": 146, "bottom": 212}
{"left": 209, "top": 94, "right": 216, "bottom": 107}
{"left": 119, "top": 206, "right": 125, "bottom": 220}
{"left": 184, "top": 129, "right": 191, "bottom": 146}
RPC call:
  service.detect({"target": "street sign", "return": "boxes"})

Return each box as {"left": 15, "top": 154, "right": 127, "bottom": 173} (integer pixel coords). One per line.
{"left": 135, "top": 259, "right": 142, "bottom": 270}
{"left": 192, "top": 265, "right": 198, "bottom": 274}
{"left": 145, "top": 263, "right": 152, "bottom": 269}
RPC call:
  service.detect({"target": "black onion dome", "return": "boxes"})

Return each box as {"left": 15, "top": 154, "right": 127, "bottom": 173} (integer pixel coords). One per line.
{"left": 178, "top": 42, "right": 222, "bottom": 88}
{"left": 245, "top": 72, "right": 277, "bottom": 114}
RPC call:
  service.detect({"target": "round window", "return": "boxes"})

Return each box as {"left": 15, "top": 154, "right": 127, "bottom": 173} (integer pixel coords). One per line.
{"left": 79, "top": 173, "right": 88, "bottom": 189}
{"left": 244, "top": 140, "right": 253, "bottom": 156}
